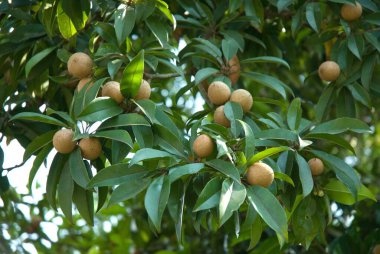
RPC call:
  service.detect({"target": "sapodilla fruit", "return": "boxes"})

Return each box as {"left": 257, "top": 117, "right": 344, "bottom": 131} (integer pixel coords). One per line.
{"left": 193, "top": 134, "right": 214, "bottom": 158}
{"left": 214, "top": 105, "right": 230, "bottom": 127}
{"left": 207, "top": 81, "right": 231, "bottom": 105}
{"left": 373, "top": 245, "right": 380, "bottom": 254}
{"left": 67, "top": 52, "right": 93, "bottom": 79}
{"left": 308, "top": 158, "right": 324, "bottom": 176}
{"left": 246, "top": 162, "right": 274, "bottom": 187}
{"left": 341, "top": 2, "right": 362, "bottom": 21}
{"left": 53, "top": 129, "right": 76, "bottom": 154}
{"left": 134, "top": 79, "right": 151, "bottom": 100}
{"left": 79, "top": 137, "right": 102, "bottom": 160}
{"left": 101, "top": 81, "right": 124, "bottom": 104}
{"left": 228, "top": 55, "right": 241, "bottom": 85}
{"left": 77, "top": 77, "right": 94, "bottom": 92}
{"left": 230, "top": 89, "right": 253, "bottom": 113}
{"left": 318, "top": 61, "right": 340, "bottom": 81}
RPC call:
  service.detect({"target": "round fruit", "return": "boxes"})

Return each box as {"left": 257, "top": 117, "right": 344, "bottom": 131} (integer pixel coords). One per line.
{"left": 318, "top": 61, "right": 340, "bottom": 81}
{"left": 214, "top": 105, "right": 230, "bottom": 127}
{"left": 373, "top": 245, "right": 380, "bottom": 254}
{"left": 308, "top": 158, "right": 324, "bottom": 176}
{"left": 53, "top": 129, "right": 76, "bottom": 154}
{"left": 101, "top": 81, "right": 124, "bottom": 104}
{"left": 67, "top": 52, "right": 93, "bottom": 79}
{"left": 77, "top": 77, "right": 93, "bottom": 92}
{"left": 79, "top": 137, "right": 102, "bottom": 160}
{"left": 228, "top": 55, "right": 241, "bottom": 85}
{"left": 230, "top": 89, "right": 253, "bottom": 113}
{"left": 134, "top": 79, "right": 151, "bottom": 100}
{"left": 341, "top": 2, "right": 362, "bottom": 21}
{"left": 246, "top": 162, "right": 274, "bottom": 187}
{"left": 193, "top": 134, "right": 214, "bottom": 158}
{"left": 207, "top": 81, "right": 231, "bottom": 105}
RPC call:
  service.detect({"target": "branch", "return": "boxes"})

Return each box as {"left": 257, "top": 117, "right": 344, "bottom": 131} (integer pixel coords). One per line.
{"left": 144, "top": 72, "right": 181, "bottom": 79}
{"left": 3, "top": 160, "right": 27, "bottom": 172}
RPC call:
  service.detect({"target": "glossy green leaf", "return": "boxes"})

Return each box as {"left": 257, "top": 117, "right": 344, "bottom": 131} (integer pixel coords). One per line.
{"left": 237, "top": 120, "right": 255, "bottom": 160}
{"left": 98, "top": 113, "right": 150, "bottom": 129}
{"left": 241, "top": 56, "right": 290, "bottom": 69}
{"left": 248, "top": 147, "right": 290, "bottom": 165}
{"left": 93, "top": 130, "right": 133, "bottom": 148}
{"left": 115, "top": 6, "right": 135, "bottom": 45}
{"left": 287, "top": 98, "right": 302, "bottom": 131}
{"left": 206, "top": 159, "right": 241, "bottom": 182}
{"left": 109, "top": 178, "right": 150, "bottom": 206}
{"left": 23, "top": 130, "right": 55, "bottom": 162}
{"left": 73, "top": 184, "right": 94, "bottom": 226}
{"left": 121, "top": 50, "right": 144, "bottom": 98}
{"left": 69, "top": 149, "right": 90, "bottom": 188}
{"left": 77, "top": 97, "right": 123, "bottom": 122}
{"left": 11, "top": 112, "right": 67, "bottom": 127}
{"left": 310, "top": 117, "right": 371, "bottom": 134}
{"left": 305, "top": 133, "right": 355, "bottom": 154}
{"left": 58, "top": 161, "right": 74, "bottom": 222}
{"left": 46, "top": 153, "right": 68, "bottom": 210}
{"left": 193, "top": 177, "right": 223, "bottom": 212}
{"left": 295, "top": 153, "right": 313, "bottom": 197}
{"left": 25, "top": 47, "right": 56, "bottom": 77}
{"left": 168, "top": 163, "right": 204, "bottom": 183}
{"left": 219, "top": 179, "right": 246, "bottom": 225}
{"left": 130, "top": 148, "right": 178, "bottom": 166}
{"left": 28, "top": 144, "right": 53, "bottom": 190}
{"left": 194, "top": 67, "right": 219, "bottom": 84}
{"left": 57, "top": 1, "right": 77, "bottom": 39}
{"left": 274, "top": 172, "right": 295, "bottom": 187}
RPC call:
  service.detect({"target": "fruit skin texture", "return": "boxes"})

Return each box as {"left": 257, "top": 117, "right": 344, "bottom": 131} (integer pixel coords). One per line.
{"left": 228, "top": 55, "right": 240, "bottom": 85}
{"left": 53, "top": 129, "right": 76, "bottom": 154}
{"left": 318, "top": 61, "right": 340, "bottom": 81}
{"left": 308, "top": 158, "right": 324, "bottom": 176}
{"left": 341, "top": 2, "right": 362, "bottom": 21}
{"left": 79, "top": 137, "right": 102, "bottom": 160}
{"left": 134, "top": 79, "right": 151, "bottom": 100}
{"left": 246, "top": 162, "right": 274, "bottom": 187}
{"left": 101, "top": 81, "right": 124, "bottom": 104}
{"left": 207, "top": 81, "right": 231, "bottom": 105}
{"left": 192, "top": 134, "right": 214, "bottom": 158}
{"left": 214, "top": 105, "right": 230, "bottom": 127}
{"left": 373, "top": 245, "right": 380, "bottom": 254}
{"left": 77, "top": 77, "right": 93, "bottom": 91}
{"left": 67, "top": 52, "right": 93, "bottom": 79}
{"left": 230, "top": 89, "right": 253, "bottom": 112}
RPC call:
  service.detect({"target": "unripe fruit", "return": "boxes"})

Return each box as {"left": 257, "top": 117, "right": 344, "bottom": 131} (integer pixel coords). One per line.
{"left": 101, "top": 81, "right": 124, "bottom": 104}
{"left": 53, "top": 129, "right": 76, "bottom": 154}
{"left": 230, "top": 89, "right": 253, "bottom": 113}
{"left": 341, "top": 2, "right": 362, "bottom": 21}
{"left": 228, "top": 55, "right": 240, "bottom": 85}
{"left": 192, "top": 134, "right": 214, "bottom": 158}
{"left": 318, "top": 61, "right": 340, "bottom": 81}
{"left": 308, "top": 158, "right": 324, "bottom": 176}
{"left": 134, "top": 79, "right": 151, "bottom": 100}
{"left": 246, "top": 162, "right": 274, "bottom": 187}
{"left": 67, "top": 52, "right": 93, "bottom": 79}
{"left": 373, "top": 245, "right": 380, "bottom": 254}
{"left": 77, "top": 77, "right": 93, "bottom": 92}
{"left": 79, "top": 137, "right": 102, "bottom": 160}
{"left": 207, "top": 81, "right": 231, "bottom": 105}
{"left": 214, "top": 105, "right": 230, "bottom": 127}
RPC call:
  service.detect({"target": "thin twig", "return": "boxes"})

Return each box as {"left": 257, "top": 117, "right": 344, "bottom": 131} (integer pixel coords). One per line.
{"left": 144, "top": 72, "right": 182, "bottom": 79}
{"left": 3, "top": 160, "right": 27, "bottom": 172}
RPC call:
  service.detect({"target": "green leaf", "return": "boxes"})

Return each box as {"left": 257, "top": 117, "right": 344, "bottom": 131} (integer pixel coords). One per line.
{"left": 248, "top": 147, "right": 290, "bottom": 165}
{"left": 323, "top": 180, "right": 377, "bottom": 205}
{"left": 194, "top": 67, "right": 219, "bottom": 84}
{"left": 295, "top": 153, "right": 313, "bottom": 197}
{"left": 109, "top": 178, "right": 150, "bottom": 206}
{"left": 133, "top": 99, "right": 156, "bottom": 123}
{"left": 347, "top": 34, "right": 362, "bottom": 60}
{"left": 305, "top": 3, "right": 319, "bottom": 32}
{"left": 57, "top": 1, "right": 77, "bottom": 39}
{"left": 246, "top": 186, "right": 288, "bottom": 246}
{"left": 219, "top": 179, "right": 246, "bottom": 225}
{"left": 77, "top": 97, "right": 123, "bottom": 122}
{"left": 287, "top": 98, "right": 302, "bottom": 131}
{"left": 114, "top": 6, "right": 135, "bottom": 46}
{"left": 168, "top": 163, "right": 204, "bottom": 183}
{"left": 237, "top": 120, "right": 255, "bottom": 160}
{"left": 23, "top": 130, "right": 55, "bottom": 162}
{"left": 99, "top": 113, "right": 150, "bottom": 129}
{"left": 88, "top": 164, "right": 147, "bottom": 187}
{"left": 58, "top": 161, "right": 74, "bottom": 222}
{"left": 84, "top": 78, "right": 108, "bottom": 106}
{"left": 130, "top": 148, "right": 178, "bottom": 166}
{"left": 243, "top": 72, "right": 292, "bottom": 99}
{"left": 364, "top": 32, "right": 380, "bottom": 52}
{"left": 156, "top": 0, "right": 175, "bottom": 24}
{"left": 11, "top": 112, "right": 67, "bottom": 127}
{"left": 274, "top": 172, "right": 295, "bottom": 187}
{"left": 361, "top": 55, "right": 377, "bottom": 90}
{"left": 248, "top": 216, "right": 263, "bottom": 250}
{"left": 347, "top": 83, "right": 371, "bottom": 108}
{"left": 69, "top": 149, "right": 91, "bottom": 188}
{"left": 46, "top": 153, "right": 68, "bottom": 210}
{"left": 222, "top": 38, "right": 239, "bottom": 61}
{"left": 309, "top": 117, "right": 371, "bottom": 134}
{"left": 25, "top": 47, "right": 56, "bottom": 77}
{"left": 241, "top": 56, "right": 290, "bottom": 69}
{"left": 73, "top": 184, "right": 94, "bottom": 225}
{"left": 61, "top": 0, "right": 89, "bottom": 31}
{"left": 315, "top": 86, "right": 334, "bottom": 122}
{"left": 206, "top": 159, "right": 241, "bottom": 182}
{"left": 365, "top": 12, "right": 380, "bottom": 26}
{"left": 93, "top": 130, "right": 133, "bottom": 148}
{"left": 146, "top": 16, "right": 169, "bottom": 47}
{"left": 120, "top": 50, "right": 144, "bottom": 98}
{"left": 193, "top": 177, "right": 223, "bottom": 212}
{"left": 305, "top": 133, "right": 355, "bottom": 154}
{"left": 28, "top": 144, "right": 53, "bottom": 190}
{"left": 224, "top": 101, "right": 243, "bottom": 138}
{"left": 144, "top": 175, "right": 171, "bottom": 232}
{"left": 46, "top": 108, "right": 75, "bottom": 126}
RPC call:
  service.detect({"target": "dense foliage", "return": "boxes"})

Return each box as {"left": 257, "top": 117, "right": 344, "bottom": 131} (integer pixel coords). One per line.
{"left": 1, "top": 0, "right": 380, "bottom": 253}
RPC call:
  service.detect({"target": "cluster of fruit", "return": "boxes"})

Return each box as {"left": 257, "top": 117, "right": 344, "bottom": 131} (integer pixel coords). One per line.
{"left": 53, "top": 52, "right": 151, "bottom": 160}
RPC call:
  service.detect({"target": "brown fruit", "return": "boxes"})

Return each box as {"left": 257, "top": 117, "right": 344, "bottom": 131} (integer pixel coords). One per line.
{"left": 67, "top": 52, "right": 93, "bottom": 79}
{"left": 373, "top": 245, "right": 380, "bottom": 254}
{"left": 192, "top": 134, "right": 214, "bottom": 158}
{"left": 228, "top": 55, "right": 240, "bottom": 85}
{"left": 308, "top": 158, "right": 324, "bottom": 176}
{"left": 341, "top": 2, "right": 362, "bottom": 21}
{"left": 101, "top": 81, "right": 124, "bottom": 104}
{"left": 134, "top": 79, "right": 151, "bottom": 100}
{"left": 79, "top": 137, "right": 102, "bottom": 160}
{"left": 230, "top": 89, "right": 253, "bottom": 113}
{"left": 77, "top": 77, "right": 94, "bottom": 92}
{"left": 53, "top": 129, "right": 76, "bottom": 154}
{"left": 246, "top": 162, "right": 274, "bottom": 187}
{"left": 207, "top": 81, "right": 231, "bottom": 105}
{"left": 318, "top": 61, "right": 340, "bottom": 81}
{"left": 214, "top": 105, "right": 230, "bottom": 127}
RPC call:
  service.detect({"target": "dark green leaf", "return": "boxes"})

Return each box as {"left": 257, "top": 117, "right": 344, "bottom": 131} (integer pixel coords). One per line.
{"left": 11, "top": 112, "right": 67, "bottom": 127}
{"left": 193, "top": 177, "right": 223, "bottom": 212}
{"left": 130, "top": 148, "right": 178, "bottom": 166}
{"left": 287, "top": 98, "right": 302, "bottom": 131}
{"left": 109, "top": 178, "right": 150, "bottom": 206}
{"left": 168, "top": 163, "right": 204, "bottom": 183}
{"left": 58, "top": 161, "right": 74, "bottom": 222}
{"left": 241, "top": 56, "right": 290, "bottom": 69}
{"left": 310, "top": 117, "right": 371, "bottom": 134}
{"left": 114, "top": 6, "right": 135, "bottom": 45}
{"left": 46, "top": 153, "right": 68, "bottom": 210}
{"left": 206, "top": 159, "right": 241, "bottom": 182}
{"left": 25, "top": 47, "right": 56, "bottom": 77}
{"left": 219, "top": 179, "right": 246, "bottom": 225}
{"left": 93, "top": 130, "right": 133, "bottom": 148}
{"left": 77, "top": 97, "right": 123, "bottom": 122}
{"left": 73, "top": 184, "right": 94, "bottom": 225}
{"left": 295, "top": 153, "right": 313, "bottom": 197}
{"left": 69, "top": 149, "right": 90, "bottom": 188}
